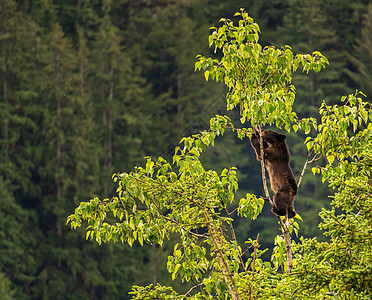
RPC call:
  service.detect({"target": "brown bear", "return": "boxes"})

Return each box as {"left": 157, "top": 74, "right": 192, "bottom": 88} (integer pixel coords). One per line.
{"left": 250, "top": 129, "right": 297, "bottom": 218}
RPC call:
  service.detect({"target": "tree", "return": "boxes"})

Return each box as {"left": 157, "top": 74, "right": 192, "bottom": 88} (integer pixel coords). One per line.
{"left": 124, "top": 0, "right": 227, "bottom": 158}
{"left": 292, "top": 92, "right": 372, "bottom": 299}
{"left": 0, "top": 273, "right": 15, "bottom": 300}
{"left": 0, "top": 2, "right": 47, "bottom": 297}
{"left": 69, "top": 10, "right": 357, "bottom": 298}
{"left": 346, "top": 3, "right": 372, "bottom": 98}
{"left": 0, "top": 0, "right": 369, "bottom": 297}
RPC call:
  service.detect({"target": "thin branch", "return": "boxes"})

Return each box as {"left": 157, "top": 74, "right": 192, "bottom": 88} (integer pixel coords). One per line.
{"left": 203, "top": 211, "right": 240, "bottom": 300}
{"left": 249, "top": 234, "right": 260, "bottom": 300}
{"left": 185, "top": 281, "right": 205, "bottom": 297}
{"left": 297, "top": 150, "right": 312, "bottom": 190}
{"left": 309, "top": 153, "right": 323, "bottom": 163}
{"left": 242, "top": 244, "right": 253, "bottom": 256}
{"left": 229, "top": 207, "right": 239, "bottom": 215}
{"left": 162, "top": 216, "right": 207, "bottom": 238}
{"left": 255, "top": 69, "right": 278, "bottom": 92}
{"left": 297, "top": 150, "right": 323, "bottom": 189}
{"left": 223, "top": 207, "right": 248, "bottom": 275}
{"left": 257, "top": 125, "right": 273, "bottom": 205}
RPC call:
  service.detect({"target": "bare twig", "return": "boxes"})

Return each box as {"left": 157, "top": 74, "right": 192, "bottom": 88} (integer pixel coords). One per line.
{"left": 309, "top": 153, "right": 323, "bottom": 163}
{"left": 297, "top": 149, "right": 324, "bottom": 190}
{"left": 185, "top": 282, "right": 205, "bottom": 297}
{"left": 242, "top": 244, "right": 253, "bottom": 257}
{"left": 162, "top": 216, "right": 207, "bottom": 238}
{"left": 297, "top": 150, "right": 312, "bottom": 190}
{"left": 249, "top": 234, "right": 260, "bottom": 300}
{"left": 223, "top": 207, "right": 248, "bottom": 275}
{"left": 255, "top": 69, "right": 278, "bottom": 93}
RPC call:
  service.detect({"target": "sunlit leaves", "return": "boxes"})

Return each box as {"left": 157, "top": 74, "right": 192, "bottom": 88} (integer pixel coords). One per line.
{"left": 67, "top": 119, "right": 243, "bottom": 294}
{"left": 68, "top": 8, "right": 372, "bottom": 298}
{"left": 294, "top": 90, "right": 372, "bottom": 298}
{"left": 303, "top": 91, "right": 371, "bottom": 166}
{"left": 195, "top": 9, "right": 328, "bottom": 129}
{"left": 195, "top": 10, "right": 372, "bottom": 298}
{"left": 167, "top": 243, "right": 210, "bottom": 282}
{"left": 238, "top": 193, "right": 264, "bottom": 220}
{"left": 130, "top": 284, "right": 180, "bottom": 299}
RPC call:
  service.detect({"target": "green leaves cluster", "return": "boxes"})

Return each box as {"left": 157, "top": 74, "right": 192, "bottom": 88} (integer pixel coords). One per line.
{"left": 68, "top": 10, "right": 372, "bottom": 299}
{"left": 309, "top": 92, "right": 372, "bottom": 161}
{"left": 68, "top": 115, "right": 247, "bottom": 296}
{"left": 195, "top": 9, "right": 328, "bottom": 129}
{"left": 294, "top": 92, "right": 372, "bottom": 298}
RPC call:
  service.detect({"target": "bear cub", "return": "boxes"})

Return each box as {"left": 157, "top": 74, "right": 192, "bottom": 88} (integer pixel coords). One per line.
{"left": 250, "top": 129, "right": 297, "bottom": 218}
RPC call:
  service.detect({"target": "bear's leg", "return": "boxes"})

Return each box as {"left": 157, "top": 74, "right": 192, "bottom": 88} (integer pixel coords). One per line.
{"left": 271, "top": 206, "right": 285, "bottom": 216}
{"left": 272, "top": 190, "right": 295, "bottom": 217}
{"left": 287, "top": 203, "right": 296, "bottom": 219}
{"left": 271, "top": 191, "right": 287, "bottom": 216}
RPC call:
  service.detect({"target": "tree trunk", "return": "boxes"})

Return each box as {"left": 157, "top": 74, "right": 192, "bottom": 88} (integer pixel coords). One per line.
{"left": 2, "top": 67, "right": 9, "bottom": 156}
{"left": 310, "top": 72, "right": 316, "bottom": 106}
{"left": 56, "top": 51, "right": 63, "bottom": 236}
{"left": 107, "top": 65, "right": 114, "bottom": 169}
{"left": 177, "top": 72, "right": 184, "bottom": 127}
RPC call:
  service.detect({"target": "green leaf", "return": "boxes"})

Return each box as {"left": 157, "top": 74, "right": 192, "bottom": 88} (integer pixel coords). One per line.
{"left": 306, "top": 140, "right": 314, "bottom": 151}
{"left": 294, "top": 214, "right": 303, "bottom": 221}
{"left": 204, "top": 70, "right": 210, "bottom": 81}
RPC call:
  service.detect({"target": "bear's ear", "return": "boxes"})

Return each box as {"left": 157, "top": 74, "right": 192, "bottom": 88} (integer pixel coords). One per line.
{"left": 277, "top": 133, "right": 286, "bottom": 141}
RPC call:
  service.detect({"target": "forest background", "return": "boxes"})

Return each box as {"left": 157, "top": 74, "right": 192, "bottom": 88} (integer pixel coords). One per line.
{"left": 1, "top": 0, "right": 372, "bottom": 299}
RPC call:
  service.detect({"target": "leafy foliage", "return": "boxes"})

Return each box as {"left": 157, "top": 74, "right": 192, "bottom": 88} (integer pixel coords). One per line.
{"left": 346, "top": 3, "right": 372, "bottom": 98}
{"left": 195, "top": 10, "right": 328, "bottom": 130}
{"left": 67, "top": 10, "right": 372, "bottom": 299}
{"left": 295, "top": 92, "right": 372, "bottom": 298}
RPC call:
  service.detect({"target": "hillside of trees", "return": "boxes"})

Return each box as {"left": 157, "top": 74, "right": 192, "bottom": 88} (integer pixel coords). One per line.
{"left": 1, "top": 0, "right": 371, "bottom": 298}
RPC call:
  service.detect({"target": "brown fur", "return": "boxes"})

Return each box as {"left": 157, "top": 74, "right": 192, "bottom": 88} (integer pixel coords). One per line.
{"left": 250, "top": 129, "right": 297, "bottom": 218}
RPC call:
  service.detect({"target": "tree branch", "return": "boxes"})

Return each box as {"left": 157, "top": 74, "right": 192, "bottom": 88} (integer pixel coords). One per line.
{"left": 281, "top": 216, "right": 293, "bottom": 272}
{"left": 185, "top": 281, "right": 205, "bottom": 297}
{"left": 257, "top": 126, "right": 273, "bottom": 206}
{"left": 297, "top": 150, "right": 312, "bottom": 190}
{"left": 297, "top": 149, "right": 323, "bottom": 190}
{"left": 203, "top": 211, "right": 240, "bottom": 300}
{"left": 223, "top": 207, "right": 248, "bottom": 275}
{"left": 255, "top": 69, "right": 278, "bottom": 92}
{"left": 249, "top": 234, "right": 260, "bottom": 300}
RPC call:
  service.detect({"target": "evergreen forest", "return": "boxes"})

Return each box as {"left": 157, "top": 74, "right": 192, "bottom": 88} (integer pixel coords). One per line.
{"left": 1, "top": 0, "right": 372, "bottom": 299}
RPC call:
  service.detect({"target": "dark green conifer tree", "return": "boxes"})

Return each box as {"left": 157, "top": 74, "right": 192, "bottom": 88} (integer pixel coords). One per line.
{"left": 346, "top": 3, "right": 372, "bottom": 98}
{"left": 0, "top": 1, "right": 49, "bottom": 297}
